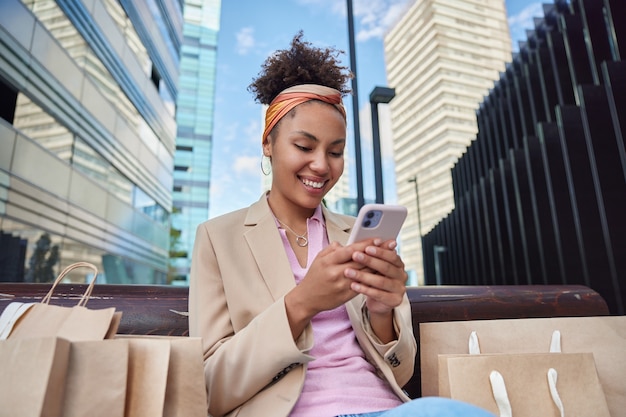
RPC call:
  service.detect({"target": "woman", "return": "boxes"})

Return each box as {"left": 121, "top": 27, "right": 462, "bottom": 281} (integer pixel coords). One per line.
{"left": 189, "top": 33, "right": 494, "bottom": 417}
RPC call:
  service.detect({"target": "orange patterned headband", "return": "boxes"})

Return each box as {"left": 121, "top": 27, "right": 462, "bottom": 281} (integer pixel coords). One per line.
{"left": 262, "top": 84, "right": 346, "bottom": 142}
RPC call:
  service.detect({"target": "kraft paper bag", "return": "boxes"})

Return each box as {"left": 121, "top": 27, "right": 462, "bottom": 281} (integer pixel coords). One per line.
{"left": 2, "top": 262, "right": 119, "bottom": 341}
{"left": 117, "top": 335, "right": 207, "bottom": 417}
{"left": 62, "top": 339, "right": 129, "bottom": 417}
{"left": 124, "top": 337, "right": 171, "bottom": 417}
{"left": 419, "top": 316, "right": 626, "bottom": 417}
{"left": 164, "top": 337, "right": 208, "bottom": 417}
{"left": 439, "top": 352, "right": 611, "bottom": 417}
{"left": 0, "top": 337, "right": 71, "bottom": 417}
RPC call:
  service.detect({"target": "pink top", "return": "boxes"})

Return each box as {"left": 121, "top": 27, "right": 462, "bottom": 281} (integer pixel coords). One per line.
{"left": 275, "top": 207, "right": 403, "bottom": 417}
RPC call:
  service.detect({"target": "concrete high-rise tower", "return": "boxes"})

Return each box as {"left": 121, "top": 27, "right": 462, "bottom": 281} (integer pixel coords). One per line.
{"left": 384, "top": 0, "right": 512, "bottom": 284}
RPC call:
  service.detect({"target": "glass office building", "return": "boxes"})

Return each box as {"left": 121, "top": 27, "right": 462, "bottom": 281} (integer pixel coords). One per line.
{"left": 0, "top": 0, "right": 181, "bottom": 283}
{"left": 169, "top": 0, "right": 220, "bottom": 283}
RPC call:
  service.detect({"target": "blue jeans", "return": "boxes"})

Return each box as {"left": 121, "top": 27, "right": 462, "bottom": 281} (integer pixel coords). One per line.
{"left": 336, "top": 397, "right": 496, "bottom": 417}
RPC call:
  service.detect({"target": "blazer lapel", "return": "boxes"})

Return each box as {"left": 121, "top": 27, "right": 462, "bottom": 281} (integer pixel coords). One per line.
{"left": 243, "top": 196, "right": 297, "bottom": 301}
{"left": 242, "top": 197, "right": 355, "bottom": 302}
{"left": 322, "top": 205, "right": 352, "bottom": 244}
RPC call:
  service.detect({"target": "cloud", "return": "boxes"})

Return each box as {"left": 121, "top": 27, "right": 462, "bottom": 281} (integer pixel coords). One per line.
{"left": 295, "top": 0, "right": 411, "bottom": 41}
{"left": 208, "top": 169, "right": 260, "bottom": 217}
{"left": 358, "top": 103, "right": 394, "bottom": 182}
{"left": 296, "top": 0, "right": 345, "bottom": 15}
{"left": 244, "top": 118, "right": 262, "bottom": 145}
{"left": 353, "top": 0, "right": 410, "bottom": 42}
{"left": 508, "top": 2, "right": 544, "bottom": 27}
{"left": 507, "top": 2, "right": 544, "bottom": 49}
{"left": 233, "top": 155, "right": 261, "bottom": 176}
{"left": 359, "top": 103, "right": 395, "bottom": 159}
{"left": 236, "top": 27, "right": 256, "bottom": 55}
{"left": 219, "top": 120, "right": 239, "bottom": 143}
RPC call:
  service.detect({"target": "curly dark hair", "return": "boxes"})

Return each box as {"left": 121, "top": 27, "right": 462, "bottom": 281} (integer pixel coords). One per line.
{"left": 248, "top": 31, "right": 352, "bottom": 105}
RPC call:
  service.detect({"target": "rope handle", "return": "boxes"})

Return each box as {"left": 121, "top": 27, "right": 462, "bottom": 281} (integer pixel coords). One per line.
{"left": 489, "top": 368, "right": 565, "bottom": 417}
{"left": 41, "top": 262, "right": 99, "bottom": 307}
{"left": 547, "top": 368, "right": 565, "bottom": 417}
{"left": 474, "top": 329, "right": 565, "bottom": 416}
{"left": 468, "top": 330, "right": 562, "bottom": 354}
{"left": 469, "top": 330, "right": 481, "bottom": 354}
{"left": 489, "top": 371, "right": 513, "bottom": 417}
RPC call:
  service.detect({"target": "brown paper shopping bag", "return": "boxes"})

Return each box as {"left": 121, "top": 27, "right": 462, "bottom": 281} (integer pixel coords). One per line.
{"left": 419, "top": 316, "right": 626, "bottom": 417}
{"left": 439, "top": 353, "right": 611, "bottom": 417}
{"left": 164, "top": 337, "right": 208, "bottom": 417}
{"left": 2, "top": 262, "right": 119, "bottom": 341}
{"left": 117, "top": 335, "right": 207, "bottom": 417}
{"left": 62, "top": 339, "right": 129, "bottom": 417}
{"left": 0, "top": 337, "right": 71, "bottom": 417}
{"left": 124, "top": 337, "right": 171, "bottom": 417}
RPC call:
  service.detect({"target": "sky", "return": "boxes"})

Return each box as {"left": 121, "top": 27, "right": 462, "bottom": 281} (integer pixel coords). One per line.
{"left": 208, "top": 0, "right": 545, "bottom": 219}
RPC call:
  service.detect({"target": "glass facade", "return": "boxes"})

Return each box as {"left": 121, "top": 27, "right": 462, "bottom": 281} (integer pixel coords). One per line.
{"left": 170, "top": 0, "right": 221, "bottom": 284}
{"left": 0, "top": 0, "right": 181, "bottom": 283}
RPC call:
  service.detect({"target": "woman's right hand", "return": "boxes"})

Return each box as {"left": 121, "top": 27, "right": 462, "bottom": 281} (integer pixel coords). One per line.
{"left": 284, "top": 240, "right": 373, "bottom": 339}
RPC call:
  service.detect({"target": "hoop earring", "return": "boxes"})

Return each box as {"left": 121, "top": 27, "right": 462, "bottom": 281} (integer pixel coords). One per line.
{"left": 261, "top": 155, "right": 272, "bottom": 176}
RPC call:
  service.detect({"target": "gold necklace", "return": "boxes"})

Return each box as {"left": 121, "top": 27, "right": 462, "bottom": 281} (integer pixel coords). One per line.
{"left": 276, "top": 218, "right": 308, "bottom": 247}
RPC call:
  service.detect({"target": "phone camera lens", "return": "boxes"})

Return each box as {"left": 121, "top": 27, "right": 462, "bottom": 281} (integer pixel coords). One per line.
{"left": 364, "top": 220, "right": 371, "bottom": 227}
{"left": 366, "top": 211, "right": 375, "bottom": 219}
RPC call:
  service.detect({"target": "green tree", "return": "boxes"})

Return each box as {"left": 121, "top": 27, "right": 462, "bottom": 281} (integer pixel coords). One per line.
{"left": 167, "top": 207, "right": 187, "bottom": 284}
{"left": 26, "top": 233, "right": 60, "bottom": 283}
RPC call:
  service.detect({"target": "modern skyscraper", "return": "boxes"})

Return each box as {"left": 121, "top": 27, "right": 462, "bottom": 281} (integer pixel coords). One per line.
{"left": 384, "top": 0, "right": 512, "bottom": 284}
{"left": 0, "top": 0, "right": 181, "bottom": 283}
{"left": 169, "top": 0, "right": 221, "bottom": 284}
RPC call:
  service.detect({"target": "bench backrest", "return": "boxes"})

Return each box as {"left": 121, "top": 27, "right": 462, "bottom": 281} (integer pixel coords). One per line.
{"left": 0, "top": 283, "right": 609, "bottom": 397}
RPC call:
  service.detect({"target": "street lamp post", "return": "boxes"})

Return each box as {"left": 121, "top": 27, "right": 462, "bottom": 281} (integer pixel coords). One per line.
{"left": 369, "top": 86, "right": 395, "bottom": 204}
{"left": 433, "top": 245, "right": 448, "bottom": 285}
{"left": 408, "top": 175, "right": 422, "bottom": 239}
{"left": 346, "top": 0, "right": 365, "bottom": 211}
{"left": 408, "top": 174, "right": 425, "bottom": 283}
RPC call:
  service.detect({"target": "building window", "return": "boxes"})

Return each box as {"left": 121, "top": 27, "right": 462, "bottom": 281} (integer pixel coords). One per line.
{"left": 151, "top": 65, "right": 161, "bottom": 90}
{"left": 0, "top": 77, "right": 17, "bottom": 124}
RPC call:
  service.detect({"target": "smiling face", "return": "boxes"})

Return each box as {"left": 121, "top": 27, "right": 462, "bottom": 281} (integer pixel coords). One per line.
{"left": 264, "top": 100, "right": 346, "bottom": 221}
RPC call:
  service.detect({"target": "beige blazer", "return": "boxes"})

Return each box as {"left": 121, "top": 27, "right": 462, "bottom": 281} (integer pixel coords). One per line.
{"left": 189, "top": 195, "right": 416, "bottom": 417}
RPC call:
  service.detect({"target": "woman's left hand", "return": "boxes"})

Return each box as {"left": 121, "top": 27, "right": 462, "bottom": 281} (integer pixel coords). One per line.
{"left": 344, "top": 238, "right": 407, "bottom": 343}
{"left": 344, "top": 239, "right": 407, "bottom": 315}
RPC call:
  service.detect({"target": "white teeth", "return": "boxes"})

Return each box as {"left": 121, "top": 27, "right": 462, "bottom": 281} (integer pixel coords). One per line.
{"left": 302, "top": 178, "right": 324, "bottom": 189}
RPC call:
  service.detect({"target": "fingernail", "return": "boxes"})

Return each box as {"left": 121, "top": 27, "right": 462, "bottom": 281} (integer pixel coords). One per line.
{"left": 389, "top": 241, "right": 397, "bottom": 250}
{"left": 345, "top": 268, "right": 356, "bottom": 278}
{"left": 373, "top": 238, "right": 382, "bottom": 246}
{"left": 354, "top": 252, "right": 365, "bottom": 262}
{"left": 365, "top": 246, "right": 376, "bottom": 255}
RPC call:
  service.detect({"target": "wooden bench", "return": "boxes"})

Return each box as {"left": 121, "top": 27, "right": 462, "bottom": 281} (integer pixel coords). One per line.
{"left": 0, "top": 283, "right": 610, "bottom": 397}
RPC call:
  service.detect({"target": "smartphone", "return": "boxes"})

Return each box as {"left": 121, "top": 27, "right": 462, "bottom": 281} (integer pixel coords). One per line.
{"left": 347, "top": 204, "right": 408, "bottom": 244}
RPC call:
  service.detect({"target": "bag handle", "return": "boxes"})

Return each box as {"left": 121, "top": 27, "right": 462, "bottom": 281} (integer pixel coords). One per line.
{"left": 468, "top": 330, "right": 562, "bottom": 354}
{"left": 548, "top": 368, "right": 565, "bottom": 417}
{"left": 489, "top": 371, "right": 512, "bottom": 417}
{"left": 477, "top": 329, "right": 565, "bottom": 417}
{"left": 489, "top": 368, "right": 565, "bottom": 417}
{"left": 0, "top": 302, "right": 33, "bottom": 339}
{"left": 41, "top": 262, "right": 99, "bottom": 307}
